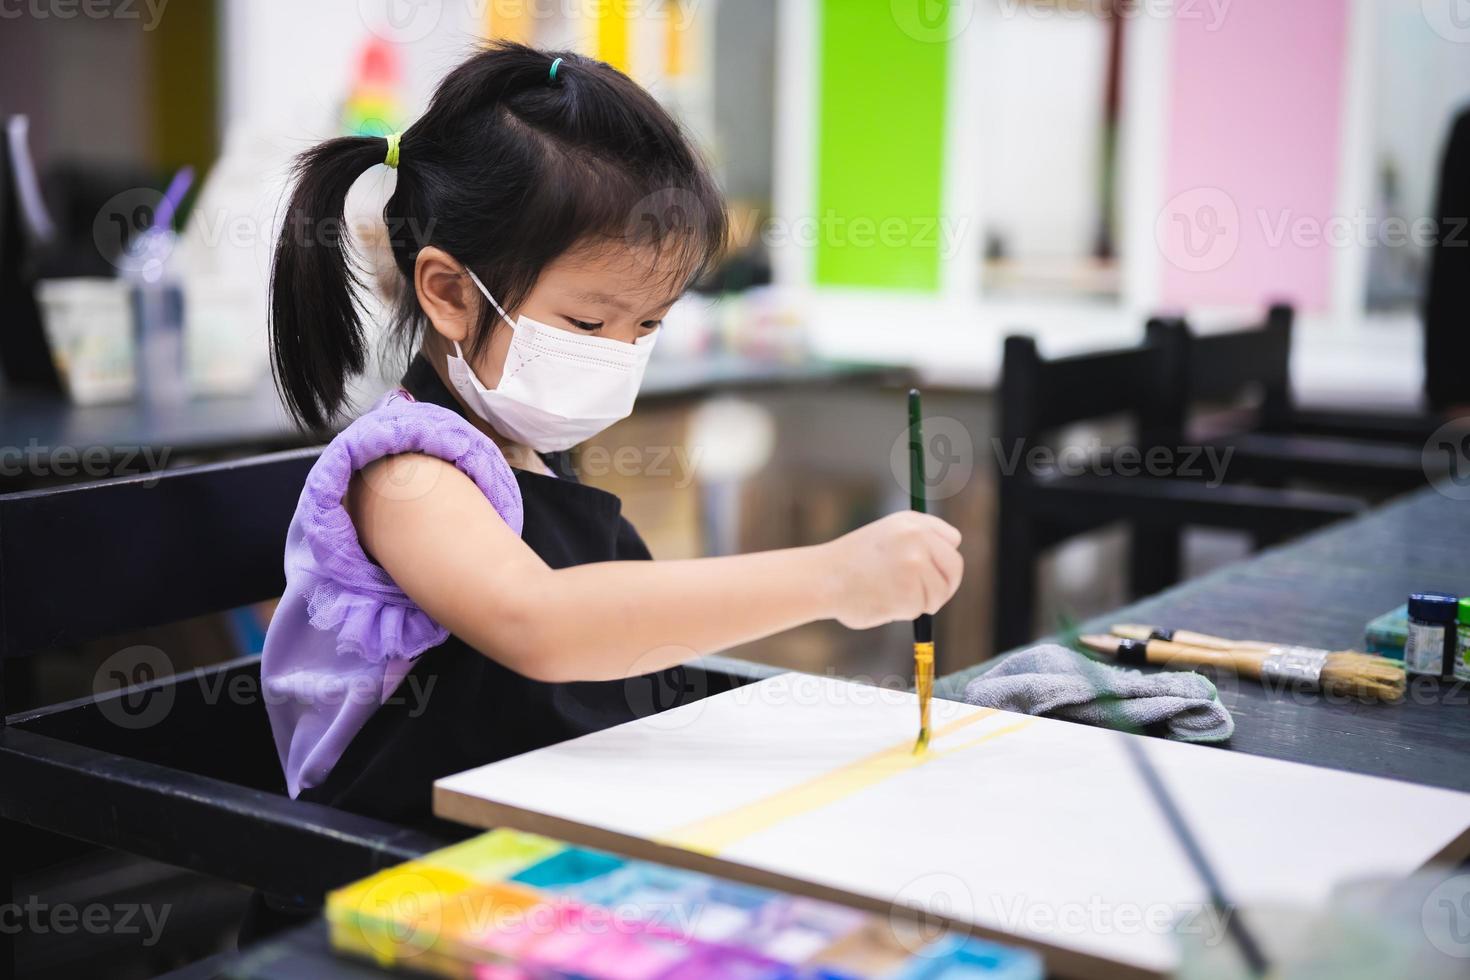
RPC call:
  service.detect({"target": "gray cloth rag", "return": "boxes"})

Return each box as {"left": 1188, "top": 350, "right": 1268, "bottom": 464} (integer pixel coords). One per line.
{"left": 962, "top": 644, "right": 1234, "bottom": 743}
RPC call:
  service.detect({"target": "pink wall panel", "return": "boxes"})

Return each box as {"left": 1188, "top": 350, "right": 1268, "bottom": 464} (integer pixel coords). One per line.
{"left": 1156, "top": 1, "right": 1349, "bottom": 311}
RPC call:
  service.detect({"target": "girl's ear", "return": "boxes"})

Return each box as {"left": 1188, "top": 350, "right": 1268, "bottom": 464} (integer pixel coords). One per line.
{"left": 414, "top": 246, "right": 478, "bottom": 344}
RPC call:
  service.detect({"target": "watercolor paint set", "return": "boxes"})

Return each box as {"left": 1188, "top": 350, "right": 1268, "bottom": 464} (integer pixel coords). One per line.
{"left": 326, "top": 829, "right": 1040, "bottom": 979}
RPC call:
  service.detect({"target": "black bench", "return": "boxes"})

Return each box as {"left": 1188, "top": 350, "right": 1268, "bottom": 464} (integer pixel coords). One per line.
{"left": 0, "top": 448, "right": 769, "bottom": 976}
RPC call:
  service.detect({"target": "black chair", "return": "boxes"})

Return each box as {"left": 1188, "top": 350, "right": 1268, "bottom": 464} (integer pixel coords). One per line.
{"left": 1146, "top": 305, "right": 1438, "bottom": 490}
{"left": 993, "top": 334, "right": 1365, "bottom": 654}
{"left": 0, "top": 449, "right": 769, "bottom": 975}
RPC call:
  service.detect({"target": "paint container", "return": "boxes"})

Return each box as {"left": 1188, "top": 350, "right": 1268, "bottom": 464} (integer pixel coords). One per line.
{"left": 738, "top": 897, "right": 866, "bottom": 963}
{"left": 893, "top": 934, "right": 1042, "bottom": 980}
{"left": 1458, "top": 599, "right": 1470, "bottom": 683}
{"left": 510, "top": 846, "right": 625, "bottom": 891}
{"left": 427, "top": 830, "right": 564, "bottom": 881}
{"left": 1404, "top": 592, "right": 1459, "bottom": 679}
{"left": 681, "top": 881, "right": 778, "bottom": 944}
{"left": 654, "top": 944, "right": 788, "bottom": 979}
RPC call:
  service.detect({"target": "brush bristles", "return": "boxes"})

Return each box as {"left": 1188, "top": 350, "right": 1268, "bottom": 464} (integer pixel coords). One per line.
{"left": 1321, "top": 652, "right": 1407, "bottom": 700}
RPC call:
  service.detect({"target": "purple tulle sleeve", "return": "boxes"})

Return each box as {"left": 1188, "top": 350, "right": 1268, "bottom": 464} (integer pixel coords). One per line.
{"left": 261, "top": 390, "right": 523, "bottom": 796}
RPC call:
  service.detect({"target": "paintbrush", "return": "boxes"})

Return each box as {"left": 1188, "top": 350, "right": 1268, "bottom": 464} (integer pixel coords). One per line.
{"left": 1110, "top": 623, "right": 1408, "bottom": 695}
{"left": 908, "top": 389, "right": 934, "bottom": 754}
{"left": 1083, "top": 633, "right": 1406, "bottom": 701}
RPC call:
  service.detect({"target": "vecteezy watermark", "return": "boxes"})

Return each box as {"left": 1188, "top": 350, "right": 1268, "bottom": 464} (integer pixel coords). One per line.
{"left": 1156, "top": 187, "right": 1241, "bottom": 273}
{"left": 0, "top": 0, "right": 168, "bottom": 30}
{"left": 1422, "top": 873, "right": 1470, "bottom": 958}
{"left": 357, "top": 0, "right": 704, "bottom": 46}
{"left": 996, "top": 0, "right": 1231, "bottom": 31}
{"left": 349, "top": 880, "right": 705, "bottom": 964}
{"left": 992, "top": 438, "right": 1235, "bottom": 488}
{"left": 94, "top": 188, "right": 437, "bottom": 274}
{"left": 1422, "top": 0, "right": 1470, "bottom": 44}
{"left": 621, "top": 646, "right": 707, "bottom": 729}
{"left": 1423, "top": 417, "right": 1470, "bottom": 501}
{"left": 1256, "top": 210, "right": 1467, "bottom": 251}
{"left": 0, "top": 898, "right": 171, "bottom": 945}
{"left": 889, "top": 873, "right": 974, "bottom": 955}
{"left": 0, "top": 440, "right": 170, "bottom": 485}
{"left": 988, "top": 895, "right": 1234, "bottom": 947}
{"left": 889, "top": 415, "right": 976, "bottom": 503}
{"left": 357, "top": 0, "right": 444, "bottom": 43}
{"left": 94, "top": 646, "right": 177, "bottom": 731}
{"left": 577, "top": 444, "right": 703, "bottom": 490}
{"left": 92, "top": 645, "right": 439, "bottom": 731}
{"left": 1157, "top": 193, "right": 1468, "bottom": 273}
{"left": 890, "top": 0, "right": 976, "bottom": 43}
{"left": 93, "top": 187, "right": 170, "bottom": 280}
{"left": 741, "top": 211, "right": 971, "bottom": 263}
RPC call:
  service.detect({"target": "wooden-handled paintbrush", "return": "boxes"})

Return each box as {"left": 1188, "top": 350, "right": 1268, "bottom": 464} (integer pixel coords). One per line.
{"left": 1083, "top": 632, "right": 1406, "bottom": 701}
{"left": 909, "top": 389, "right": 934, "bottom": 753}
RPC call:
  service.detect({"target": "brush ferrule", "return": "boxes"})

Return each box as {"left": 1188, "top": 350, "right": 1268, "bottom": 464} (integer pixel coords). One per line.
{"left": 1116, "top": 638, "right": 1149, "bottom": 665}
{"left": 1259, "top": 646, "right": 1328, "bottom": 685}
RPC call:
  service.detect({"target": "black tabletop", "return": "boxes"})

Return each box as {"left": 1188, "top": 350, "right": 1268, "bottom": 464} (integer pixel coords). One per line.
{"left": 0, "top": 355, "right": 903, "bottom": 460}
{"left": 205, "top": 492, "right": 1470, "bottom": 978}
{"left": 939, "top": 486, "right": 1470, "bottom": 793}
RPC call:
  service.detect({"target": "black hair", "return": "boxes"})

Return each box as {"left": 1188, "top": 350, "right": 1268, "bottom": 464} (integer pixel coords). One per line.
{"left": 269, "top": 41, "right": 727, "bottom": 430}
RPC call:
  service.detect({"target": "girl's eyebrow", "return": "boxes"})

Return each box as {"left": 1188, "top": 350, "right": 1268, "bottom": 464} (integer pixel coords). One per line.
{"left": 571, "top": 289, "right": 681, "bottom": 316}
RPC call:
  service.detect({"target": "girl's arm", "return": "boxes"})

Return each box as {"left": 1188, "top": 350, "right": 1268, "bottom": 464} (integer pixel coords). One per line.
{"left": 349, "top": 453, "right": 964, "bottom": 683}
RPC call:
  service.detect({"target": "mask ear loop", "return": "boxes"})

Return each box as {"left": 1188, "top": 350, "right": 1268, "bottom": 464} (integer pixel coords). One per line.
{"left": 463, "top": 268, "right": 518, "bottom": 329}
{"left": 458, "top": 267, "right": 522, "bottom": 363}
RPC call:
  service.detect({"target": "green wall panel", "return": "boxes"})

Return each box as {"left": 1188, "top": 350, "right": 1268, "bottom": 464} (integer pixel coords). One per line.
{"left": 814, "top": 2, "right": 950, "bottom": 290}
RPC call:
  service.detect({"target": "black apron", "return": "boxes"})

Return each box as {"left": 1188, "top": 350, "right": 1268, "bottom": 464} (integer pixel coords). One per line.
{"left": 297, "top": 354, "right": 693, "bottom": 834}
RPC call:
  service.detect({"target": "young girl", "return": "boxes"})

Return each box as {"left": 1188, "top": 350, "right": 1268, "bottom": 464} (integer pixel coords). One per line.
{"left": 261, "top": 43, "right": 963, "bottom": 830}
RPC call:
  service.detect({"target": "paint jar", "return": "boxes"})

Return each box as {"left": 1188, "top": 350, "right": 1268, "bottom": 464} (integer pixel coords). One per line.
{"left": 1457, "top": 599, "right": 1470, "bottom": 684}
{"left": 1404, "top": 592, "right": 1458, "bottom": 679}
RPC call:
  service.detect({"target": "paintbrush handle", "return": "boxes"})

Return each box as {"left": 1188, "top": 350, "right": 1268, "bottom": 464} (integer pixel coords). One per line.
{"left": 1087, "top": 635, "right": 1270, "bottom": 677}
{"left": 1138, "top": 639, "right": 1269, "bottom": 678}
{"left": 1112, "top": 624, "right": 1362, "bottom": 657}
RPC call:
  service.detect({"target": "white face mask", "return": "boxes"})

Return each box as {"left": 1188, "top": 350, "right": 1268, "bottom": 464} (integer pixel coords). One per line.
{"left": 445, "top": 269, "right": 658, "bottom": 453}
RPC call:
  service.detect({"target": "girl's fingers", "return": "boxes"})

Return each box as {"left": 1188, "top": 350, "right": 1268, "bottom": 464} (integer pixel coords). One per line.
{"left": 917, "top": 513, "right": 962, "bottom": 546}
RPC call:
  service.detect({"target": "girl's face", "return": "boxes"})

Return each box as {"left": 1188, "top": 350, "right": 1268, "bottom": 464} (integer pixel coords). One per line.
{"left": 468, "top": 244, "right": 684, "bottom": 390}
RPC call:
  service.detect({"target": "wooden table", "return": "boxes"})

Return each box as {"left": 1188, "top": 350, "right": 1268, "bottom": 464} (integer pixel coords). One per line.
{"left": 939, "top": 486, "right": 1470, "bottom": 793}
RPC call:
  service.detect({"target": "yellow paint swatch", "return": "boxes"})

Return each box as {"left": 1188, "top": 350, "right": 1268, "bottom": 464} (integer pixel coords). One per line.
{"left": 660, "top": 710, "right": 1034, "bottom": 856}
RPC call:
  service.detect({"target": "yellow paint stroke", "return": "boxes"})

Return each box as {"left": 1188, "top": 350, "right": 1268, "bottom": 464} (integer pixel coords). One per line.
{"left": 659, "top": 710, "right": 1035, "bottom": 856}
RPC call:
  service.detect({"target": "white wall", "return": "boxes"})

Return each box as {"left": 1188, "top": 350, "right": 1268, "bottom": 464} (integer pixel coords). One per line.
{"left": 219, "top": 0, "right": 486, "bottom": 137}
{"left": 975, "top": 4, "right": 1109, "bottom": 262}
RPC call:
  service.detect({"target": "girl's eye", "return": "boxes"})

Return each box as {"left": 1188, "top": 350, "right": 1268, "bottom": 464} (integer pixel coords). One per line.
{"left": 641, "top": 320, "right": 663, "bottom": 330}
{"left": 566, "top": 317, "right": 602, "bottom": 331}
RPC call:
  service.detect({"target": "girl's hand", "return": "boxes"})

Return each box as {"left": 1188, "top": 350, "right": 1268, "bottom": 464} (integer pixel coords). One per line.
{"left": 822, "top": 512, "right": 964, "bottom": 629}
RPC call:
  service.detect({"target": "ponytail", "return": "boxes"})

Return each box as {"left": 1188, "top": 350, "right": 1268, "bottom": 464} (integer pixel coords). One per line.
{"left": 269, "top": 134, "right": 388, "bottom": 430}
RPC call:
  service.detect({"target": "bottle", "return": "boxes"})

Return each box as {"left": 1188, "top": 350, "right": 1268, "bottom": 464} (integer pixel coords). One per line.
{"left": 1457, "top": 598, "right": 1470, "bottom": 684}
{"left": 1404, "top": 592, "right": 1458, "bottom": 680}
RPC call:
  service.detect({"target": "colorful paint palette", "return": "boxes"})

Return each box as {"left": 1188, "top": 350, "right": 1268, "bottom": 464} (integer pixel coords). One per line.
{"left": 327, "top": 829, "right": 1040, "bottom": 979}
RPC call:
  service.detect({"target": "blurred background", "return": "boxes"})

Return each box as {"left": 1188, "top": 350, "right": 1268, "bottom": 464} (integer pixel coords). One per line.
{"left": 4, "top": 1, "right": 1470, "bottom": 975}
{"left": 4, "top": 0, "right": 1469, "bottom": 727}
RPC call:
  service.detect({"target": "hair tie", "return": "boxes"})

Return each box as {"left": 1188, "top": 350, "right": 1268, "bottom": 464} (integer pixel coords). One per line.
{"left": 384, "top": 132, "right": 402, "bottom": 169}
{"left": 548, "top": 58, "right": 563, "bottom": 83}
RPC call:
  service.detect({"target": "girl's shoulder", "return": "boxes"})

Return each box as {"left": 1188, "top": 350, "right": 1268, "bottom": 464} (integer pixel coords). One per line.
{"left": 308, "top": 388, "right": 525, "bottom": 534}
{"left": 274, "top": 389, "right": 524, "bottom": 668}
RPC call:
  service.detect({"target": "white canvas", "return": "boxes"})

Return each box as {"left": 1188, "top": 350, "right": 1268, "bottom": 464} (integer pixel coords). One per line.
{"left": 434, "top": 674, "right": 1470, "bottom": 978}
